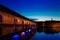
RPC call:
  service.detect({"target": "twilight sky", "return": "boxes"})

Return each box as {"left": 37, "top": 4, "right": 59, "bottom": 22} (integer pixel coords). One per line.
{"left": 0, "top": 0, "right": 60, "bottom": 21}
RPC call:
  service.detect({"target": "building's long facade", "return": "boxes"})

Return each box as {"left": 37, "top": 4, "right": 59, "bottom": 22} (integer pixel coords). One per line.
{"left": 0, "top": 4, "right": 36, "bottom": 36}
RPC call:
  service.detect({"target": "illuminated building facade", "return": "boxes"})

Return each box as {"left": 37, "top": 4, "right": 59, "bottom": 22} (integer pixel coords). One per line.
{"left": 0, "top": 4, "right": 36, "bottom": 36}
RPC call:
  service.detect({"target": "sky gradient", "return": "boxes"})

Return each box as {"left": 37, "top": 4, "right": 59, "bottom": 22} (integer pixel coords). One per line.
{"left": 0, "top": 0, "right": 60, "bottom": 21}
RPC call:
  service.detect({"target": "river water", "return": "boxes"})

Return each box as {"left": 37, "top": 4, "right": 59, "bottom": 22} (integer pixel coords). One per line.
{"left": 32, "top": 28, "right": 60, "bottom": 40}
{"left": 32, "top": 32, "right": 60, "bottom": 40}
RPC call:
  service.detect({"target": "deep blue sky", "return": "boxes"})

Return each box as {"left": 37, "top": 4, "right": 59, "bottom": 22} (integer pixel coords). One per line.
{"left": 0, "top": 0, "right": 60, "bottom": 21}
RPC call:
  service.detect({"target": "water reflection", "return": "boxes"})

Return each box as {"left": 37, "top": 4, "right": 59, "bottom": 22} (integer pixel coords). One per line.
{"left": 32, "top": 27, "right": 60, "bottom": 40}
{"left": 32, "top": 32, "right": 60, "bottom": 40}
{"left": 12, "top": 34, "right": 20, "bottom": 40}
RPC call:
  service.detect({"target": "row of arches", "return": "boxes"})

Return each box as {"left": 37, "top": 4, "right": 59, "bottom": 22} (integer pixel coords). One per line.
{"left": 0, "top": 11, "right": 36, "bottom": 36}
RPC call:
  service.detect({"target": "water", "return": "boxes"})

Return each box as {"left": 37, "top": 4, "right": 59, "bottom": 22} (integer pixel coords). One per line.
{"left": 12, "top": 34, "right": 20, "bottom": 40}
{"left": 32, "top": 32, "right": 60, "bottom": 40}
{"left": 11, "top": 27, "right": 60, "bottom": 40}
{"left": 32, "top": 28, "right": 60, "bottom": 40}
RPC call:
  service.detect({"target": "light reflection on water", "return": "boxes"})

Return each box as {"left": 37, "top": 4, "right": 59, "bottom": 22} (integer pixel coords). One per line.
{"left": 32, "top": 32, "right": 60, "bottom": 40}
{"left": 12, "top": 34, "right": 20, "bottom": 40}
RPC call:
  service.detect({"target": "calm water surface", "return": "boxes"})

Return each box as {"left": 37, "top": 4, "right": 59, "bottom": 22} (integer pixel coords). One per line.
{"left": 32, "top": 32, "right": 60, "bottom": 40}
